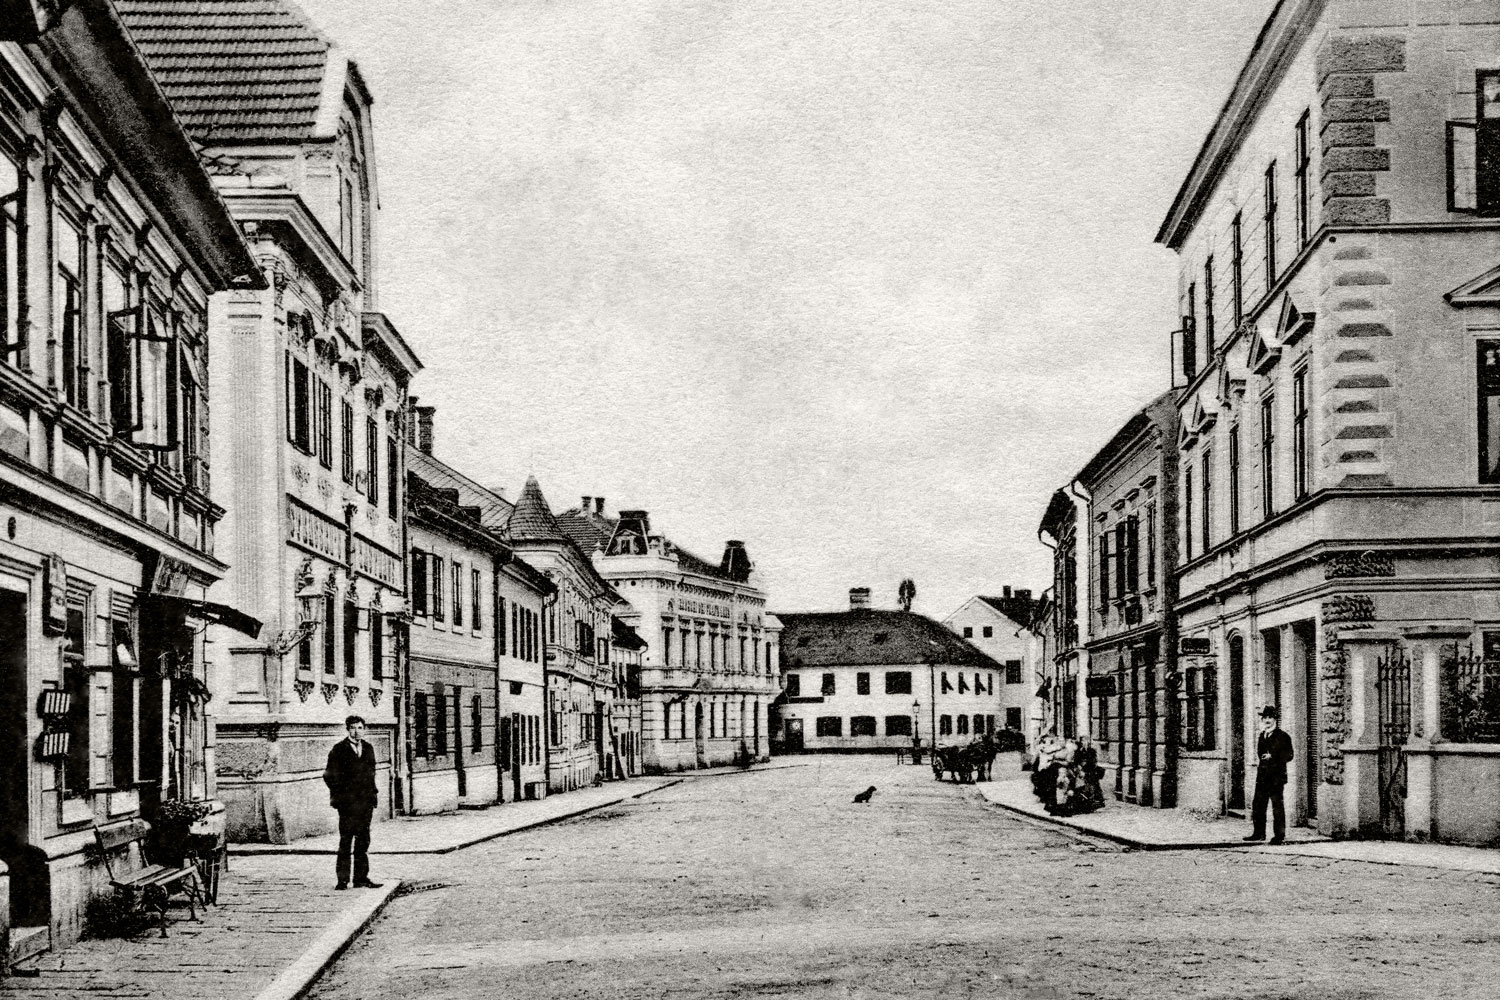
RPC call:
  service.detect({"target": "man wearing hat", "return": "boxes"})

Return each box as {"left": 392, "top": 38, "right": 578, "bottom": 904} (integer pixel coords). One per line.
{"left": 1244, "top": 705, "right": 1294, "bottom": 844}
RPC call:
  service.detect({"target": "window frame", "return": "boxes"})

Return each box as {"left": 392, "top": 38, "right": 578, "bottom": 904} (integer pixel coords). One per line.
{"left": 1264, "top": 161, "right": 1279, "bottom": 286}
{"left": 1295, "top": 110, "right": 1311, "bottom": 248}
{"left": 1231, "top": 212, "right": 1245, "bottom": 327}
{"left": 1261, "top": 393, "right": 1277, "bottom": 518}
{"left": 1293, "top": 367, "right": 1310, "bottom": 500}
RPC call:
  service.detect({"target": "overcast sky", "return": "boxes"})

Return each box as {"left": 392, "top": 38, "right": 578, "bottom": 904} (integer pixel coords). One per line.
{"left": 294, "top": 0, "right": 1276, "bottom": 618}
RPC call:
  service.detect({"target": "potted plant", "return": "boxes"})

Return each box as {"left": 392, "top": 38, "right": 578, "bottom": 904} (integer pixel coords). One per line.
{"left": 151, "top": 798, "right": 212, "bottom": 867}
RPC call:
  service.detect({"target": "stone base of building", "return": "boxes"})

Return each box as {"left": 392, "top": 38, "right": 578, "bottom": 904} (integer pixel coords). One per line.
{"left": 1325, "top": 743, "right": 1500, "bottom": 846}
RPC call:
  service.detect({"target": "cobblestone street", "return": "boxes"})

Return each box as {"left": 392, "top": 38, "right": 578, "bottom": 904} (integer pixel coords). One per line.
{"left": 310, "top": 758, "right": 1500, "bottom": 1000}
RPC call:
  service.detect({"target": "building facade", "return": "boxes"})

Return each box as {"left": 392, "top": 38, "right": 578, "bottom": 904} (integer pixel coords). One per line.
{"left": 777, "top": 593, "right": 1004, "bottom": 754}
{"left": 943, "top": 589, "right": 1038, "bottom": 734}
{"left": 558, "top": 501, "right": 778, "bottom": 772}
{"left": 119, "top": 0, "right": 423, "bottom": 843}
{"left": 1157, "top": 0, "right": 1500, "bottom": 842}
{"left": 0, "top": 0, "right": 263, "bottom": 952}
{"left": 1076, "top": 392, "right": 1181, "bottom": 808}
{"left": 1038, "top": 491, "right": 1085, "bottom": 744}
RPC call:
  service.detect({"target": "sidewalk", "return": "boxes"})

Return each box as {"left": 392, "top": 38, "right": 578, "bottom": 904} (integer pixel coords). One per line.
{"left": 235, "top": 761, "right": 803, "bottom": 856}
{"left": 1, "top": 767, "right": 793, "bottom": 998}
{"left": 977, "top": 774, "right": 1500, "bottom": 874}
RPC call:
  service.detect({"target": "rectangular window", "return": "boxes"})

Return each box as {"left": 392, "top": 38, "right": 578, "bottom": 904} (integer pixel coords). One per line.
{"left": 1261, "top": 394, "right": 1276, "bottom": 517}
{"left": 472, "top": 568, "right": 482, "bottom": 630}
{"left": 105, "top": 269, "right": 135, "bottom": 434}
{"left": 387, "top": 435, "right": 399, "bottom": 520}
{"left": 56, "top": 212, "right": 85, "bottom": 410}
{"left": 940, "top": 714, "right": 953, "bottom": 736}
{"left": 1264, "top": 161, "right": 1278, "bottom": 286}
{"left": 366, "top": 416, "right": 380, "bottom": 505}
{"left": 942, "top": 671, "right": 952, "bottom": 694}
{"left": 288, "top": 353, "right": 311, "bottom": 451}
{"left": 315, "top": 378, "right": 332, "bottom": 468}
{"left": 884, "top": 671, "right": 912, "bottom": 695}
{"left": 1293, "top": 368, "right": 1310, "bottom": 500}
{"left": 0, "top": 154, "right": 20, "bottom": 362}
{"left": 821, "top": 672, "right": 835, "bottom": 696}
{"left": 1479, "top": 342, "right": 1500, "bottom": 483}
{"left": 1183, "top": 282, "right": 1197, "bottom": 381}
{"left": 499, "top": 596, "right": 509, "bottom": 656}
{"left": 1006, "top": 707, "right": 1022, "bottom": 730}
{"left": 110, "top": 621, "right": 137, "bottom": 790}
{"left": 884, "top": 715, "right": 912, "bottom": 737}
{"left": 472, "top": 695, "right": 483, "bottom": 752}
{"left": 1232, "top": 212, "right": 1244, "bottom": 326}
{"left": 982, "top": 625, "right": 993, "bottom": 638}
{"left": 957, "top": 715, "right": 970, "bottom": 736}
{"left": 415, "top": 691, "right": 429, "bottom": 757}
{"left": 452, "top": 562, "right": 464, "bottom": 628}
{"left": 1126, "top": 515, "right": 1140, "bottom": 593}
{"left": 1146, "top": 504, "right": 1156, "bottom": 587}
{"left": 431, "top": 555, "right": 445, "bottom": 623}
{"left": 962, "top": 626, "right": 973, "bottom": 638}
{"left": 850, "top": 716, "right": 876, "bottom": 737}
{"left": 435, "top": 687, "right": 449, "bottom": 755}
{"left": 1201, "top": 448, "right": 1213, "bottom": 553}
{"left": 1099, "top": 530, "right": 1111, "bottom": 609}
{"left": 1113, "top": 522, "right": 1127, "bottom": 600}
{"left": 323, "top": 594, "right": 336, "bottom": 674}
{"left": 815, "top": 716, "right": 842, "bottom": 738}
{"left": 62, "top": 606, "right": 88, "bottom": 798}
{"left": 1229, "top": 424, "right": 1242, "bottom": 535}
{"left": 343, "top": 598, "right": 357, "bottom": 678}
{"left": 1295, "top": 110, "right": 1311, "bottom": 248}
{"left": 785, "top": 673, "right": 801, "bottom": 698}
{"left": 341, "top": 400, "right": 354, "bottom": 483}
{"left": 856, "top": 672, "right": 870, "bottom": 695}
{"left": 1005, "top": 659, "right": 1022, "bottom": 685}
{"left": 411, "top": 549, "right": 428, "bottom": 617}
{"left": 1184, "top": 467, "right": 1195, "bottom": 562}
{"left": 1203, "top": 256, "right": 1215, "bottom": 357}
{"left": 371, "top": 612, "right": 384, "bottom": 682}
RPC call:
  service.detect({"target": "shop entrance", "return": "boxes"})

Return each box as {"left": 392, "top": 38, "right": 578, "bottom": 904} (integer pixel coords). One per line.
{"left": 0, "top": 588, "right": 46, "bottom": 930}
{"left": 1228, "top": 635, "right": 1246, "bottom": 812}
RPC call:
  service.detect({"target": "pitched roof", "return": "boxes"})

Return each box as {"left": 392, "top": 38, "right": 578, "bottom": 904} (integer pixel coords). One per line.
{"left": 776, "top": 610, "right": 1002, "bottom": 670}
{"left": 555, "top": 507, "right": 616, "bottom": 555}
{"left": 505, "top": 476, "right": 568, "bottom": 543}
{"left": 976, "top": 594, "right": 1038, "bottom": 628}
{"left": 116, "top": 0, "right": 335, "bottom": 144}
{"left": 405, "top": 449, "right": 513, "bottom": 533}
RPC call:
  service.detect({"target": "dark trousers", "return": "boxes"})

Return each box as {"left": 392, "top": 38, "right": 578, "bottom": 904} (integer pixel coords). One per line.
{"left": 1250, "top": 776, "right": 1285, "bottom": 838}
{"left": 336, "top": 806, "right": 373, "bottom": 884}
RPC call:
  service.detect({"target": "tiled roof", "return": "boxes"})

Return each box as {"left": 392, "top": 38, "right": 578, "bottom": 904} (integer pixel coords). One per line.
{"left": 976, "top": 594, "right": 1038, "bottom": 628}
{"left": 405, "top": 449, "right": 513, "bottom": 533}
{"left": 116, "top": 0, "right": 332, "bottom": 144}
{"left": 505, "top": 476, "right": 568, "bottom": 543}
{"left": 555, "top": 507, "right": 616, "bottom": 555}
{"left": 776, "top": 610, "right": 1002, "bottom": 670}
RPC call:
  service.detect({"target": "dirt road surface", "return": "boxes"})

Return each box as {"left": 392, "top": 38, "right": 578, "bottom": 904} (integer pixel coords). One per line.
{"left": 309, "top": 756, "right": 1500, "bottom": 1000}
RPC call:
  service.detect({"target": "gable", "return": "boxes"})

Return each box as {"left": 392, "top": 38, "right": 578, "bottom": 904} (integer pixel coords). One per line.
{"left": 1447, "top": 261, "right": 1500, "bottom": 307}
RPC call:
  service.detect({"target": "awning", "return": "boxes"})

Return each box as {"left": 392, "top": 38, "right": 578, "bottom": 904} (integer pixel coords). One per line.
{"left": 146, "top": 595, "right": 263, "bottom": 639}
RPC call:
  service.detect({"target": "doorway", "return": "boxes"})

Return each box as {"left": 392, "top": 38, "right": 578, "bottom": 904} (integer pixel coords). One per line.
{"left": 0, "top": 589, "right": 45, "bottom": 929}
{"left": 453, "top": 687, "right": 466, "bottom": 800}
{"left": 509, "top": 712, "right": 524, "bottom": 802}
{"left": 694, "top": 702, "right": 707, "bottom": 767}
{"left": 1228, "top": 635, "right": 1246, "bottom": 812}
{"left": 784, "top": 717, "right": 804, "bottom": 753}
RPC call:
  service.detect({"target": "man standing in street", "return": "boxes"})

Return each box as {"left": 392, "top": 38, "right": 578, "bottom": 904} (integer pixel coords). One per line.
{"left": 1243, "top": 705, "right": 1295, "bottom": 845}
{"left": 324, "top": 715, "right": 382, "bottom": 890}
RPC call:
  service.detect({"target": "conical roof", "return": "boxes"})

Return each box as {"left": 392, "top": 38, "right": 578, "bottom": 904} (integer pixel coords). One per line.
{"left": 506, "top": 476, "right": 568, "bottom": 542}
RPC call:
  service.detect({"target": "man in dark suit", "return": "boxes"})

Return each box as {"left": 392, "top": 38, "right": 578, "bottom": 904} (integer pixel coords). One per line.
{"left": 1244, "top": 705, "right": 1295, "bottom": 845}
{"left": 324, "top": 715, "right": 382, "bottom": 889}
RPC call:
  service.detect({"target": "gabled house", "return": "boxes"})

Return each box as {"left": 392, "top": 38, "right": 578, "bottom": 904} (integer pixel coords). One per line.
{"left": 943, "top": 589, "right": 1039, "bottom": 733}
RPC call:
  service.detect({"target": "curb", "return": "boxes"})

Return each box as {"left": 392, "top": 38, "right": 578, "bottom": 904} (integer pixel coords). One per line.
{"left": 233, "top": 780, "right": 687, "bottom": 858}
{"left": 252, "top": 880, "right": 401, "bottom": 1000}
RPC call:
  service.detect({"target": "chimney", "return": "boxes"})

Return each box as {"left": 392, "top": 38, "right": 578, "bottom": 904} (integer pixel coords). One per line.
{"left": 1003, "top": 585, "right": 1012, "bottom": 598}
{"left": 582, "top": 496, "right": 592, "bottom": 513}
{"left": 849, "top": 587, "right": 871, "bottom": 611}
{"left": 1017, "top": 589, "right": 1032, "bottom": 602}
{"left": 405, "top": 396, "right": 419, "bottom": 446}
{"left": 595, "top": 497, "right": 605, "bottom": 515}
{"left": 415, "top": 405, "right": 436, "bottom": 455}
{"left": 720, "top": 540, "right": 751, "bottom": 582}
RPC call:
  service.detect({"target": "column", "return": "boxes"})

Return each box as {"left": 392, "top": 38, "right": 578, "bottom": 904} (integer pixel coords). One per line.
{"left": 1330, "top": 630, "right": 1398, "bottom": 838}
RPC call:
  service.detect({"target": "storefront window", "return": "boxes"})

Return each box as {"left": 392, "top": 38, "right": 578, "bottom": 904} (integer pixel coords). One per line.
{"left": 62, "top": 607, "right": 88, "bottom": 800}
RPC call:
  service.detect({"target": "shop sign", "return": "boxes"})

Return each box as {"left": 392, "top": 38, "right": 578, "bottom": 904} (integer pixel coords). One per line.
{"left": 42, "top": 553, "right": 67, "bottom": 636}
{"left": 35, "top": 687, "right": 72, "bottom": 760}
{"left": 150, "top": 554, "right": 192, "bottom": 597}
{"left": 1179, "top": 637, "right": 1212, "bottom": 656}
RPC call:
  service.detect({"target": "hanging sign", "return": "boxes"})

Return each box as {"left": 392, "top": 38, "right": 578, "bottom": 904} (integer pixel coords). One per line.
{"left": 1085, "top": 676, "right": 1117, "bottom": 698}
{"left": 149, "top": 553, "right": 192, "bottom": 598}
{"left": 35, "top": 730, "right": 69, "bottom": 760}
{"left": 1179, "top": 637, "right": 1212, "bottom": 656}
{"left": 42, "top": 554, "right": 67, "bottom": 636}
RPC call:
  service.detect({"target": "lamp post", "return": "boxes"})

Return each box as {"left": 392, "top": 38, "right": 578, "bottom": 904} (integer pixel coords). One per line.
{"left": 911, "top": 697, "right": 921, "bottom": 762}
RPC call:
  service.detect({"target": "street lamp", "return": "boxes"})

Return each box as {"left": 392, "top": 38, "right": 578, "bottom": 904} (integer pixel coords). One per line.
{"left": 911, "top": 698, "right": 921, "bottom": 745}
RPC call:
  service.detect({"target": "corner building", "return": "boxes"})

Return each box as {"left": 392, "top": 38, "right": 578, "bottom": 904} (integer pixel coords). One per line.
{"left": 557, "top": 501, "right": 778, "bottom": 771}
{"left": 1158, "top": 0, "right": 1500, "bottom": 842}
{"left": 120, "top": 0, "right": 423, "bottom": 843}
{"left": 0, "top": 1, "right": 263, "bottom": 953}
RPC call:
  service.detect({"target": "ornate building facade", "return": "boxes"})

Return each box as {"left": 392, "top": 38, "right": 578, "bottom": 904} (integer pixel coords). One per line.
{"left": 558, "top": 501, "right": 778, "bottom": 772}
{"left": 119, "top": 0, "right": 423, "bottom": 843}
{"left": 1158, "top": 0, "right": 1500, "bottom": 842}
{"left": 0, "top": 0, "right": 263, "bottom": 953}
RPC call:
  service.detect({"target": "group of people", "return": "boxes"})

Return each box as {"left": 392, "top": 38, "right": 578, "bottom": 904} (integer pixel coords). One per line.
{"left": 1028, "top": 732, "right": 1106, "bottom": 816}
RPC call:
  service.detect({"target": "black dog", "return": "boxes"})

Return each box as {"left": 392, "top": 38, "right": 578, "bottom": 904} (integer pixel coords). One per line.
{"left": 853, "top": 786, "right": 876, "bottom": 803}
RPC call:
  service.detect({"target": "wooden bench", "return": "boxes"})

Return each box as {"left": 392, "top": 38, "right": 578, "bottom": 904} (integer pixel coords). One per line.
{"left": 93, "top": 819, "right": 204, "bottom": 938}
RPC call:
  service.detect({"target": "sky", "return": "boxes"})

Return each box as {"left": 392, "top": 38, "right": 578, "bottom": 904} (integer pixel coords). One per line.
{"left": 294, "top": 0, "right": 1277, "bottom": 618}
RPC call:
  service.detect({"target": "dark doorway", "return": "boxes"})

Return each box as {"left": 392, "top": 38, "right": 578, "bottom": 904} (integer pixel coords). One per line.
{"left": 453, "top": 687, "right": 466, "bottom": 799}
{"left": 509, "top": 712, "right": 524, "bottom": 802}
{"left": 1228, "top": 635, "right": 1246, "bottom": 812}
{"left": 784, "top": 717, "right": 804, "bottom": 753}
{"left": 0, "top": 589, "right": 45, "bottom": 929}
{"left": 694, "top": 702, "right": 707, "bottom": 767}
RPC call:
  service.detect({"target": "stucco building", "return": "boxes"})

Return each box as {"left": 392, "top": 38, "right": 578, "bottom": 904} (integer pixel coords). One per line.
{"left": 777, "top": 590, "right": 1004, "bottom": 754}
{"left": 558, "top": 500, "right": 778, "bottom": 772}
{"left": 0, "top": 0, "right": 263, "bottom": 953}
{"left": 119, "top": 0, "right": 423, "bottom": 843}
{"left": 943, "top": 589, "right": 1038, "bottom": 734}
{"left": 1157, "top": 0, "right": 1500, "bottom": 842}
